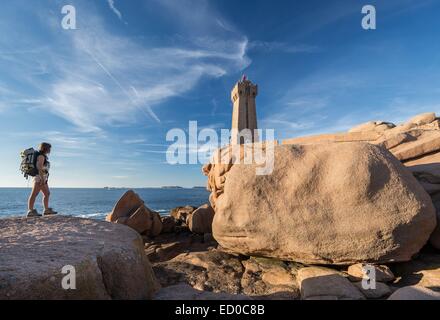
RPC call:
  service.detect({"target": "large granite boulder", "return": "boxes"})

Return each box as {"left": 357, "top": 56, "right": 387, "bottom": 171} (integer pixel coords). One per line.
{"left": 106, "top": 189, "right": 144, "bottom": 222}
{"left": 212, "top": 143, "right": 436, "bottom": 265}
{"left": 0, "top": 216, "right": 159, "bottom": 300}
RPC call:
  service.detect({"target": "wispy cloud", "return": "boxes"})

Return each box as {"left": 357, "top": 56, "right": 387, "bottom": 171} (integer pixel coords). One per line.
{"left": 112, "top": 175, "right": 129, "bottom": 179}
{"left": 106, "top": 0, "right": 127, "bottom": 24}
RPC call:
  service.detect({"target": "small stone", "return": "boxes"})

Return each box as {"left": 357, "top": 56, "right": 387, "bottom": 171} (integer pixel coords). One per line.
{"left": 347, "top": 263, "right": 395, "bottom": 283}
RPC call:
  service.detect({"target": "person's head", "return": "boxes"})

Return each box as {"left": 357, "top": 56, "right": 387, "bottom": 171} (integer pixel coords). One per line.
{"left": 38, "top": 142, "right": 52, "bottom": 155}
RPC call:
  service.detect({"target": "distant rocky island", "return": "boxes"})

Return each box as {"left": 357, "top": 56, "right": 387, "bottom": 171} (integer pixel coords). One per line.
{"left": 161, "top": 186, "right": 184, "bottom": 189}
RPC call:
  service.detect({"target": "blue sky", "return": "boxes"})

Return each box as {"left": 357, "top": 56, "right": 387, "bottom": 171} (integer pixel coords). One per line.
{"left": 1, "top": 0, "right": 440, "bottom": 187}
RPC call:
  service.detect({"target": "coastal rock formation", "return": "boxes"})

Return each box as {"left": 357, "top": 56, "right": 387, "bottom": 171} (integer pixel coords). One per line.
{"left": 106, "top": 190, "right": 163, "bottom": 237}
{"left": 0, "top": 216, "right": 158, "bottom": 300}
{"left": 211, "top": 143, "right": 436, "bottom": 265}
{"left": 144, "top": 229, "right": 440, "bottom": 300}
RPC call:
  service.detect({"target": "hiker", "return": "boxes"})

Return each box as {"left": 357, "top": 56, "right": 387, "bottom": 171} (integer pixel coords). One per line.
{"left": 27, "top": 143, "right": 58, "bottom": 217}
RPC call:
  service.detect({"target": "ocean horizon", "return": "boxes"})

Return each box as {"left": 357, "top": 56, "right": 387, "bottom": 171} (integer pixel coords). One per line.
{"left": 0, "top": 187, "right": 210, "bottom": 220}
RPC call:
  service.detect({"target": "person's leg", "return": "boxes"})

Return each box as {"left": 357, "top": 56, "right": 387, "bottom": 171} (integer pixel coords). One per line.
{"left": 28, "top": 180, "right": 41, "bottom": 211}
{"left": 41, "top": 182, "right": 57, "bottom": 215}
{"left": 41, "top": 183, "right": 50, "bottom": 211}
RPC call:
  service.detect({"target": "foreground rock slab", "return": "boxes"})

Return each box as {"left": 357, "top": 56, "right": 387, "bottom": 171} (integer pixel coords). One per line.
{"left": 0, "top": 216, "right": 158, "bottom": 300}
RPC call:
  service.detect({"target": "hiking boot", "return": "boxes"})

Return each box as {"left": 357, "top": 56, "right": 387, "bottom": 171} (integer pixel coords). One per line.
{"left": 43, "top": 208, "right": 58, "bottom": 216}
{"left": 27, "top": 209, "right": 42, "bottom": 217}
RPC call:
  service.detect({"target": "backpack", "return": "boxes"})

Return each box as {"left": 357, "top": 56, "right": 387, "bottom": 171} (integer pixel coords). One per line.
{"left": 20, "top": 148, "right": 40, "bottom": 178}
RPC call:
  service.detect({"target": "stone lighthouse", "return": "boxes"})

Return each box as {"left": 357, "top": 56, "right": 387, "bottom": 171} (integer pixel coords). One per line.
{"left": 230, "top": 75, "right": 259, "bottom": 144}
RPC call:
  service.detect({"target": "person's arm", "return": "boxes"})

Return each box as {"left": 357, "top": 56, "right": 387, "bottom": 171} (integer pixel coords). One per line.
{"left": 36, "top": 155, "right": 46, "bottom": 185}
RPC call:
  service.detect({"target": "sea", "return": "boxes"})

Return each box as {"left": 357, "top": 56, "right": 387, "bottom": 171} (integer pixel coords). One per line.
{"left": 0, "top": 187, "right": 210, "bottom": 220}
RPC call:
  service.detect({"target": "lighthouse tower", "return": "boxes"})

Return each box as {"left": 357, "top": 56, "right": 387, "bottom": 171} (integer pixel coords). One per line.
{"left": 230, "top": 75, "right": 259, "bottom": 144}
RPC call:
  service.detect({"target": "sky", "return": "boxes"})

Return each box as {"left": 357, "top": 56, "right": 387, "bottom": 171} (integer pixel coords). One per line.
{"left": 1, "top": 0, "right": 440, "bottom": 188}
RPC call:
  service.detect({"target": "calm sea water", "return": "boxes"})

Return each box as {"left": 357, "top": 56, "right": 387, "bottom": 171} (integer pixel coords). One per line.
{"left": 0, "top": 188, "right": 210, "bottom": 220}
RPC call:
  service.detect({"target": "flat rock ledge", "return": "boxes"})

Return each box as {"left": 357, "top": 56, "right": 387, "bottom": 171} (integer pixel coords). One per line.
{"left": 0, "top": 216, "right": 159, "bottom": 300}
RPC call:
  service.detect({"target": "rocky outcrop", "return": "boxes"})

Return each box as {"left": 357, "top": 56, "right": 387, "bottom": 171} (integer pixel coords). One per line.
{"left": 210, "top": 143, "right": 435, "bottom": 265}
{"left": 106, "top": 190, "right": 163, "bottom": 237}
{"left": 0, "top": 216, "right": 158, "bottom": 300}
